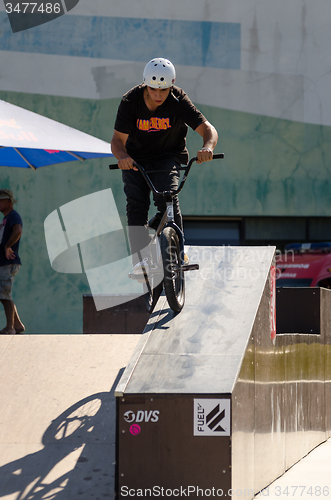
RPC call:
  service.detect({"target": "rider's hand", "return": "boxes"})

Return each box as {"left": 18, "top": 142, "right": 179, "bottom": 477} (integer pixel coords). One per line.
{"left": 197, "top": 147, "right": 213, "bottom": 164}
{"left": 118, "top": 156, "right": 138, "bottom": 171}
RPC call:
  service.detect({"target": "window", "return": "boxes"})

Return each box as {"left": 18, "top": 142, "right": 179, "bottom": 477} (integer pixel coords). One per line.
{"left": 276, "top": 278, "right": 313, "bottom": 288}
{"left": 183, "top": 219, "right": 241, "bottom": 246}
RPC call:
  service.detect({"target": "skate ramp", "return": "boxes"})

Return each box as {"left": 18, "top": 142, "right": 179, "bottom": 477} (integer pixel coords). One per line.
{"left": 115, "top": 246, "right": 331, "bottom": 498}
{"left": 116, "top": 246, "right": 275, "bottom": 396}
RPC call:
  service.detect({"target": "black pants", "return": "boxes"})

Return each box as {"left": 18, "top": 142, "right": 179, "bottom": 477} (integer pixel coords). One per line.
{"left": 122, "top": 157, "right": 183, "bottom": 260}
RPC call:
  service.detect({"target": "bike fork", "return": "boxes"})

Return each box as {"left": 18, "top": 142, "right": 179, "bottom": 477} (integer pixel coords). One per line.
{"left": 165, "top": 201, "right": 185, "bottom": 265}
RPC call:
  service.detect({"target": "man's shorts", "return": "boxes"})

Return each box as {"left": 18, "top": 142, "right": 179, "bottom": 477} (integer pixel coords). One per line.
{"left": 0, "top": 264, "right": 21, "bottom": 300}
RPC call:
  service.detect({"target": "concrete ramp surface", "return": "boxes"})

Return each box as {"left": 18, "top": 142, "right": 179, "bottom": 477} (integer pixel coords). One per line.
{"left": 116, "top": 245, "right": 275, "bottom": 396}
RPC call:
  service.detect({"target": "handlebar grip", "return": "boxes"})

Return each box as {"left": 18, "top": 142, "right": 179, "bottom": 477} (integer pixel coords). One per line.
{"left": 109, "top": 162, "right": 140, "bottom": 170}
{"left": 212, "top": 153, "right": 224, "bottom": 159}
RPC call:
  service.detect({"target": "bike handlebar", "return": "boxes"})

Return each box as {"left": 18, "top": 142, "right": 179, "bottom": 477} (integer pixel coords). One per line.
{"left": 109, "top": 153, "right": 224, "bottom": 170}
{"left": 109, "top": 153, "right": 224, "bottom": 197}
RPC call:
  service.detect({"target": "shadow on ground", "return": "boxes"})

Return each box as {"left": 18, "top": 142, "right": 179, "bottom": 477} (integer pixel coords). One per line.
{"left": 0, "top": 370, "right": 124, "bottom": 500}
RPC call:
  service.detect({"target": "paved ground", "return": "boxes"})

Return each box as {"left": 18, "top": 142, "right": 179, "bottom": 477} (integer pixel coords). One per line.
{"left": 0, "top": 334, "right": 330, "bottom": 500}
{"left": 0, "top": 334, "right": 140, "bottom": 500}
{"left": 255, "top": 439, "right": 331, "bottom": 499}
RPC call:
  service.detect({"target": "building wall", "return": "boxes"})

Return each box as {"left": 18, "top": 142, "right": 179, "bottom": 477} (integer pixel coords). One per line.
{"left": 0, "top": 0, "right": 330, "bottom": 332}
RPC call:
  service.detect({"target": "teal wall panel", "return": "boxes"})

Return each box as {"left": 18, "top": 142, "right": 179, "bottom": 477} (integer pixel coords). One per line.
{"left": 0, "top": 91, "right": 123, "bottom": 333}
{"left": 183, "top": 106, "right": 331, "bottom": 217}
{"left": 1, "top": 90, "right": 331, "bottom": 333}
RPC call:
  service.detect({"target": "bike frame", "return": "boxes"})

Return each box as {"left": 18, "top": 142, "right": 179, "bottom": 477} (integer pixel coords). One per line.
{"left": 109, "top": 153, "right": 224, "bottom": 266}
{"left": 110, "top": 153, "right": 224, "bottom": 312}
{"left": 129, "top": 154, "right": 224, "bottom": 263}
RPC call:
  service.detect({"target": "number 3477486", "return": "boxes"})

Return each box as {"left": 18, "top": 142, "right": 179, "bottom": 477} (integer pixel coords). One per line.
{"left": 5, "top": 3, "right": 62, "bottom": 14}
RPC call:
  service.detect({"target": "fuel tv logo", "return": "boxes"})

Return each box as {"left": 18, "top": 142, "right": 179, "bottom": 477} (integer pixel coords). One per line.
{"left": 194, "top": 399, "right": 230, "bottom": 436}
{"left": 4, "top": 0, "right": 80, "bottom": 33}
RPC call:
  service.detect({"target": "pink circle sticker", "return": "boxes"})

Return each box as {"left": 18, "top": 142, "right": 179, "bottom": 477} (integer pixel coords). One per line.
{"left": 129, "top": 424, "right": 141, "bottom": 435}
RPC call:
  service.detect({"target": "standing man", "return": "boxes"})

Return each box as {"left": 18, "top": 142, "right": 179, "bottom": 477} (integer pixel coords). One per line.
{"left": 0, "top": 189, "right": 25, "bottom": 334}
{"left": 111, "top": 57, "right": 218, "bottom": 274}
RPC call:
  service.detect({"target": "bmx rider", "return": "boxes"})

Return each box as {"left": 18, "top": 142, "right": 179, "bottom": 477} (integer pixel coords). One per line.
{"left": 111, "top": 57, "right": 218, "bottom": 274}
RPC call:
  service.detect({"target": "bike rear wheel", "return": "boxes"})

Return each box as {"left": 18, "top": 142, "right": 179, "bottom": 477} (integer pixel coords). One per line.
{"left": 160, "top": 227, "right": 185, "bottom": 312}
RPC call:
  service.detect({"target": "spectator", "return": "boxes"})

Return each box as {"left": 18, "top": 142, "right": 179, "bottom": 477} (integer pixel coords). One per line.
{"left": 0, "top": 189, "right": 24, "bottom": 334}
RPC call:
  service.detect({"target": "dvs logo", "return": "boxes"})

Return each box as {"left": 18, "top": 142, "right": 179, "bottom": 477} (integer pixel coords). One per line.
{"left": 4, "top": 0, "right": 80, "bottom": 33}
{"left": 44, "top": 188, "right": 163, "bottom": 311}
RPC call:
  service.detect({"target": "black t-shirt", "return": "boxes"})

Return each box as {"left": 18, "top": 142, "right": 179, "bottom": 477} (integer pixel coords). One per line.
{"left": 114, "top": 85, "right": 206, "bottom": 164}
{"left": 0, "top": 210, "right": 22, "bottom": 266}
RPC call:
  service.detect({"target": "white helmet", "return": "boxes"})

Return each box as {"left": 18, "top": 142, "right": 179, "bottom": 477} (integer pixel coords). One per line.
{"left": 143, "top": 58, "right": 176, "bottom": 89}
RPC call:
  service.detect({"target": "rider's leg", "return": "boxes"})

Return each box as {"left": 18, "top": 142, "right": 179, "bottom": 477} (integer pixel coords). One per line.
{"left": 148, "top": 212, "right": 163, "bottom": 230}
{"left": 148, "top": 157, "right": 183, "bottom": 232}
{"left": 122, "top": 168, "right": 151, "bottom": 266}
{"left": 148, "top": 157, "right": 188, "bottom": 264}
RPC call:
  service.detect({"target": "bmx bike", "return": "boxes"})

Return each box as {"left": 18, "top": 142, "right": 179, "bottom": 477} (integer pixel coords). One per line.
{"left": 110, "top": 153, "right": 224, "bottom": 313}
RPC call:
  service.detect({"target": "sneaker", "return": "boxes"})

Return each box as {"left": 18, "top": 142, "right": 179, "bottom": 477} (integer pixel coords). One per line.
{"left": 133, "top": 258, "right": 150, "bottom": 275}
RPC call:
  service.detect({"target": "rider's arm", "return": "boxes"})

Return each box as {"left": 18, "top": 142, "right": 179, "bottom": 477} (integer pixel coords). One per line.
{"left": 111, "top": 130, "right": 137, "bottom": 170}
{"left": 195, "top": 121, "right": 218, "bottom": 163}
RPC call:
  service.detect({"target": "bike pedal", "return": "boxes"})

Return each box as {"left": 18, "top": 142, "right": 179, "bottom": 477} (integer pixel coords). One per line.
{"left": 128, "top": 272, "right": 147, "bottom": 280}
{"left": 182, "top": 263, "right": 199, "bottom": 271}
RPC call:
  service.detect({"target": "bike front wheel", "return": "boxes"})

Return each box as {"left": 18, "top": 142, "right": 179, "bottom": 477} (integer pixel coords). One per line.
{"left": 160, "top": 227, "right": 185, "bottom": 313}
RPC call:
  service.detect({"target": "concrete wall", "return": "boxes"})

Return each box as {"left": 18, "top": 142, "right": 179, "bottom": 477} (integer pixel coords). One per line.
{"left": 0, "top": 0, "right": 330, "bottom": 332}
{"left": 232, "top": 286, "right": 331, "bottom": 496}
